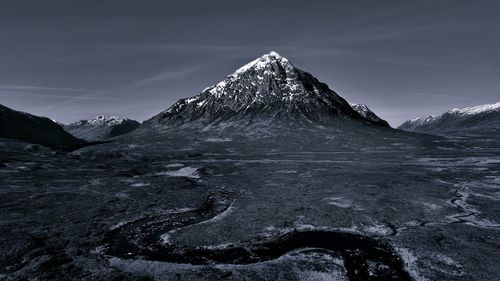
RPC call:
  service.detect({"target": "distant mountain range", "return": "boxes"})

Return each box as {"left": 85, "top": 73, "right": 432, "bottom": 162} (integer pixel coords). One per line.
{"left": 1, "top": 52, "right": 400, "bottom": 149}
{"left": 398, "top": 101, "right": 500, "bottom": 134}
{"left": 64, "top": 116, "right": 140, "bottom": 141}
{"left": 0, "top": 104, "right": 85, "bottom": 149}
{"left": 146, "top": 52, "right": 390, "bottom": 128}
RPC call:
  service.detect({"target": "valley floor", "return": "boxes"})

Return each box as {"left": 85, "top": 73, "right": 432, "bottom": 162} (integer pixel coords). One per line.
{"left": 1, "top": 125, "right": 499, "bottom": 280}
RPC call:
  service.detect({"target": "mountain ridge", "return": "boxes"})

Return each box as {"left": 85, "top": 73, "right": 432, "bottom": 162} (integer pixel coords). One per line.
{"left": 398, "top": 101, "right": 500, "bottom": 134}
{"left": 350, "top": 104, "right": 390, "bottom": 127}
{"left": 0, "top": 104, "right": 85, "bottom": 149}
{"left": 146, "top": 52, "right": 390, "bottom": 128}
{"left": 64, "top": 115, "right": 140, "bottom": 141}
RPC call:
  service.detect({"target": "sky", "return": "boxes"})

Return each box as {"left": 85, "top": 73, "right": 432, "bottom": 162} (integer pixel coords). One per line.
{"left": 1, "top": 0, "right": 499, "bottom": 126}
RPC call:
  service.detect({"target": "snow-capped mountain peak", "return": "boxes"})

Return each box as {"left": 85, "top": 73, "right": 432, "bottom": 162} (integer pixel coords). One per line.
{"left": 148, "top": 52, "right": 390, "bottom": 127}
{"left": 409, "top": 115, "right": 438, "bottom": 125}
{"left": 70, "top": 115, "right": 127, "bottom": 127}
{"left": 449, "top": 101, "right": 500, "bottom": 115}
{"left": 232, "top": 51, "right": 292, "bottom": 76}
{"left": 203, "top": 51, "right": 296, "bottom": 100}
{"left": 64, "top": 115, "right": 140, "bottom": 141}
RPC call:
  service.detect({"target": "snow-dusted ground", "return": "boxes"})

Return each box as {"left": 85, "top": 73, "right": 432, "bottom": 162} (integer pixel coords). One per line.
{"left": 1, "top": 123, "right": 499, "bottom": 280}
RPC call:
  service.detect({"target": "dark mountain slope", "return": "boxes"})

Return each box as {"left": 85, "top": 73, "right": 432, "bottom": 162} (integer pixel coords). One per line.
{"left": 350, "top": 104, "right": 390, "bottom": 128}
{"left": 0, "top": 104, "right": 85, "bottom": 149}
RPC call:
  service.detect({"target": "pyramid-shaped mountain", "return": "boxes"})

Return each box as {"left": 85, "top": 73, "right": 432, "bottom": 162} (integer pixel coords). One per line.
{"left": 147, "top": 52, "right": 389, "bottom": 127}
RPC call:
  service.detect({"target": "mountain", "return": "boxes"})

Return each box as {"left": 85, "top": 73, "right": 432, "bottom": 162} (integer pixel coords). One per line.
{"left": 0, "top": 104, "right": 85, "bottom": 149}
{"left": 398, "top": 101, "right": 500, "bottom": 134}
{"left": 146, "top": 52, "right": 389, "bottom": 128}
{"left": 350, "top": 104, "right": 390, "bottom": 127}
{"left": 64, "top": 115, "right": 140, "bottom": 141}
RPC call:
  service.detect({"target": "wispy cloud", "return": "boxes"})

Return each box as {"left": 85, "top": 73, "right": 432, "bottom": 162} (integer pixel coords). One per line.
{"left": 0, "top": 90, "right": 118, "bottom": 101}
{"left": 40, "top": 64, "right": 211, "bottom": 111}
{"left": 0, "top": 85, "right": 89, "bottom": 92}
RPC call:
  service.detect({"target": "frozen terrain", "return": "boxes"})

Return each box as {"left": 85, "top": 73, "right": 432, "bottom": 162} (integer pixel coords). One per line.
{"left": 1, "top": 121, "right": 499, "bottom": 280}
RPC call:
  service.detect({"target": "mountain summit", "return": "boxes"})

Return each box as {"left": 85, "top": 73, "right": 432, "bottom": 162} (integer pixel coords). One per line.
{"left": 64, "top": 115, "right": 140, "bottom": 141}
{"left": 147, "top": 52, "right": 389, "bottom": 127}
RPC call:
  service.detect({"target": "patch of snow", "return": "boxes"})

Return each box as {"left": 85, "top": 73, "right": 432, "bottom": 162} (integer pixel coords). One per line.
{"left": 185, "top": 96, "right": 199, "bottom": 104}
{"left": 91, "top": 245, "right": 106, "bottom": 255}
{"left": 324, "top": 197, "right": 353, "bottom": 208}
{"left": 419, "top": 201, "right": 442, "bottom": 210}
{"left": 449, "top": 101, "right": 500, "bottom": 115}
{"left": 408, "top": 115, "right": 438, "bottom": 125}
{"left": 165, "top": 163, "right": 184, "bottom": 168}
{"left": 396, "top": 247, "right": 429, "bottom": 281}
{"left": 131, "top": 182, "right": 150, "bottom": 187}
{"left": 165, "top": 207, "right": 195, "bottom": 214}
{"left": 109, "top": 221, "right": 129, "bottom": 230}
{"left": 160, "top": 233, "right": 173, "bottom": 245}
{"left": 70, "top": 115, "right": 131, "bottom": 127}
{"left": 204, "top": 137, "right": 232, "bottom": 143}
{"left": 363, "top": 224, "right": 393, "bottom": 236}
{"left": 156, "top": 167, "right": 200, "bottom": 179}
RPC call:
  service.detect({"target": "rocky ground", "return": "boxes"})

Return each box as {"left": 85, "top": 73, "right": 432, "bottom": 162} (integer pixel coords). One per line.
{"left": 1, "top": 123, "right": 499, "bottom": 280}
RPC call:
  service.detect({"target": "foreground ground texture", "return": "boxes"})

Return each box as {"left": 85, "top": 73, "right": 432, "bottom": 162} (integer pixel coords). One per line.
{"left": 1, "top": 122, "right": 499, "bottom": 280}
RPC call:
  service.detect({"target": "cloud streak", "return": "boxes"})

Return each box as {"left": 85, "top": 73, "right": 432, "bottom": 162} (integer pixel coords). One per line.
{"left": 0, "top": 91, "right": 119, "bottom": 101}
{"left": 40, "top": 64, "right": 211, "bottom": 111}
{"left": 0, "top": 85, "right": 89, "bottom": 92}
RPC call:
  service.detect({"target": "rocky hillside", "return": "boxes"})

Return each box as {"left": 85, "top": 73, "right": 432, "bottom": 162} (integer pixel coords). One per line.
{"left": 398, "top": 101, "right": 500, "bottom": 134}
{"left": 0, "top": 104, "right": 85, "bottom": 149}
{"left": 146, "top": 52, "right": 390, "bottom": 128}
{"left": 64, "top": 115, "right": 140, "bottom": 141}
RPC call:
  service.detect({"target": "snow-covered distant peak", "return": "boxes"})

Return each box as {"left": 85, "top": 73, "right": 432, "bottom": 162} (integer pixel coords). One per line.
{"left": 70, "top": 115, "right": 128, "bottom": 127}
{"left": 64, "top": 115, "right": 140, "bottom": 140}
{"left": 448, "top": 102, "right": 500, "bottom": 115}
{"left": 409, "top": 115, "right": 438, "bottom": 125}
{"left": 92, "top": 115, "right": 125, "bottom": 125}
{"left": 398, "top": 101, "right": 500, "bottom": 133}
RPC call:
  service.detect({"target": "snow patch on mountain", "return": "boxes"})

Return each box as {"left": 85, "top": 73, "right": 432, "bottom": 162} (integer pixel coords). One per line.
{"left": 69, "top": 115, "right": 130, "bottom": 127}
{"left": 398, "top": 101, "right": 500, "bottom": 134}
{"left": 350, "top": 104, "right": 390, "bottom": 127}
{"left": 64, "top": 115, "right": 140, "bottom": 141}
{"left": 448, "top": 102, "right": 500, "bottom": 115}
